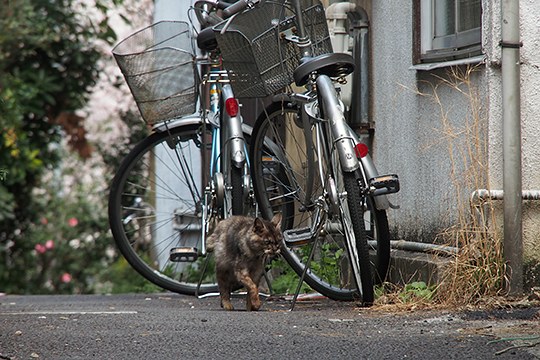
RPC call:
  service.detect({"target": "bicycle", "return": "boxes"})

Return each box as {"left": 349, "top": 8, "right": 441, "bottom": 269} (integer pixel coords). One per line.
{"left": 212, "top": 0, "right": 400, "bottom": 305}
{"left": 108, "top": 4, "right": 257, "bottom": 296}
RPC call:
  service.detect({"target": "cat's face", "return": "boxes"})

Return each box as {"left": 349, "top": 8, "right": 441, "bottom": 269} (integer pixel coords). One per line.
{"left": 252, "top": 214, "right": 283, "bottom": 257}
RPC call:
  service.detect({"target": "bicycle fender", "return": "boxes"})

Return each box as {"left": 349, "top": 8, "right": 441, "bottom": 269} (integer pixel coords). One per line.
{"left": 347, "top": 128, "right": 391, "bottom": 211}
{"left": 152, "top": 115, "right": 205, "bottom": 132}
{"left": 221, "top": 84, "right": 246, "bottom": 168}
{"left": 153, "top": 115, "right": 256, "bottom": 138}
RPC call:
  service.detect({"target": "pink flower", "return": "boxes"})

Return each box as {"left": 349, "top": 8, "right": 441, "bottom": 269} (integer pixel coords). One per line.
{"left": 40, "top": 217, "right": 48, "bottom": 225}
{"left": 60, "top": 273, "right": 72, "bottom": 283}
{"left": 67, "top": 217, "right": 78, "bottom": 227}
{"left": 35, "top": 244, "right": 46, "bottom": 254}
{"left": 45, "top": 239, "right": 54, "bottom": 250}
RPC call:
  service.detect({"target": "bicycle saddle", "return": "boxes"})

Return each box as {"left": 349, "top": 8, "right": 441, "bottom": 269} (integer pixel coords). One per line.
{"left": 197, "top": 27, "right": 218, "bottom": 52}
{"left": 293, "top": 52, "right": 355, "bottom": 86}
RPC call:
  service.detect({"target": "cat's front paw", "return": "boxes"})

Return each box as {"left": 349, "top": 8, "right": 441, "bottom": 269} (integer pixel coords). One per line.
{"left": 247, "top": 297, "right": 261, "bottom": 311}
{"left": 221, "top": 299, "right": 234, "bottom": 311}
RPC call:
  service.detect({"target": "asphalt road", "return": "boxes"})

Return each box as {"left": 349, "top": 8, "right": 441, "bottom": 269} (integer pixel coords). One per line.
{"left": 0, "top": 293, "right": 539, "bottom": 359}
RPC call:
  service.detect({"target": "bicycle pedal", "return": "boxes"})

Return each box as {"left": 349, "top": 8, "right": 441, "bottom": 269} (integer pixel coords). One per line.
{"left": 170, "top": 247, "right": 199, "bottom": 262}
{"left": 369, "top": 174, "right": 400, "bottom": 196}
{"left": 283, "top": 227, "right": 315, "bottom": 247}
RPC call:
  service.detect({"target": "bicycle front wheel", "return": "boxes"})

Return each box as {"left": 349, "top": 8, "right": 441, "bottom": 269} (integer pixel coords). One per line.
{"left": 108, "top": 123, "right": 218, "bottom": 295}
{"left": 251, "top": 102, "right": 387, "bottom": 302}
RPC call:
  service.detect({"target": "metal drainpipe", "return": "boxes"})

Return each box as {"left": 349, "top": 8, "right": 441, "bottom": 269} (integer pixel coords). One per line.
{"left": 368, "top": 240, "right": 457, "bottom": 256}
{"left": 326, "top": 2, "right": 370, "bottom": 134}
{"left": 348, "top": 7, "right": 369, "bottom": 130}
{"left": 501, "top": 0, "right": 523, "bottom": 295}
{"left": 471, "top": 189, "right": 540, "bottom": 227}
{"left": 471, "top": 189, "right": 540, "bottom": 203}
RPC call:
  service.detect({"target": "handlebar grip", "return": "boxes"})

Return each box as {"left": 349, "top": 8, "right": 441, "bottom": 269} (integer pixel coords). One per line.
{"left": 216, "top": 1, "right": 233, "bottom": 10}
{"left": 222, "top": 0, "right": 249, "bottom": 18}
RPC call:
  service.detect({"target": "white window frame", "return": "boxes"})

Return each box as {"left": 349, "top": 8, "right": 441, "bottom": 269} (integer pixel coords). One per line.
{"left": 418, "top": 0, "right": 482, "bottom": 63}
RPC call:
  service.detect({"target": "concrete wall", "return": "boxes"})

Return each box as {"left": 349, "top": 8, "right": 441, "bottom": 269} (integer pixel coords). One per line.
{"left": 355, "top": 0, "right": 540, "bottom": 267}
{"left": 364, "top": 1, "right": 485, "bottom": 244}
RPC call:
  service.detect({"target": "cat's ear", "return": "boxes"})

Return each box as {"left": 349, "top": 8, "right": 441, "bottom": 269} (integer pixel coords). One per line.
{"left": 253, "top": 218, "right": 265, "bottom": 233}
{"left": 271, "top": 213, "right": 282, "bottom": 229}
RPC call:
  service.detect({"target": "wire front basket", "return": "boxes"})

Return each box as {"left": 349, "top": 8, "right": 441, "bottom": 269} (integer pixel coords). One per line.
{"left": 214, "top": 0, "right": 332, "bottom": 98}
{"left": 113, "top": 21, "right": 197, "bottom": 125}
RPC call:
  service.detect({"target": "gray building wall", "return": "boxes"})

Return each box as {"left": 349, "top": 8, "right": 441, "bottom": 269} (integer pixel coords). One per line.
{"left": 366, "top": 1, "right": 485, "bottom": 244}
{"left": 361, "top": 0, "right": 540, "bottom": 266}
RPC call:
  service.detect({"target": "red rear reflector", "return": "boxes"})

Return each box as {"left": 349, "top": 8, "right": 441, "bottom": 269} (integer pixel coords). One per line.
{"left": 225, "top": 98, "right": 239, "bottom": 117}
{"left": 355, "top": 143, "right": 369, "bottom": 158}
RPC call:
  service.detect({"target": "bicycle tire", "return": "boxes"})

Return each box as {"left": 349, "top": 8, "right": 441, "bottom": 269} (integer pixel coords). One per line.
{"left": 341, "top": 171, "right": 373, "bottom": 304}
{"left": 230, "top": 165, "right": 244, "bottom": 215}
{"left": 251, "top": 102, "right": 389, "bottom": 302}
{"left": 108, "top": 123, "right": 219, "bottom": 295}
{"left": 369, "top": 201, "right": 390, "bottom": 284}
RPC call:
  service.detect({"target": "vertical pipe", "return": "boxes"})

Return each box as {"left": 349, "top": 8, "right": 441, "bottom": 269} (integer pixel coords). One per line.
{"left": 358, "top": 13, "right": 369, "bottom": 127}
{"left": 348, "top": 8, "right": 369, "bottom": 129}
{"left": 501, "top": 0, "right": 523, "bottom": 295}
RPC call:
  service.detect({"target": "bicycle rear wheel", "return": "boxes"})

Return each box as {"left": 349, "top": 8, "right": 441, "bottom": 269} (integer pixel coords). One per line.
{"left": 251, "top": 102, "right": 390, "bottom": 302}
{"left": 108, "top": 123, "right": 219, "bottom": 295}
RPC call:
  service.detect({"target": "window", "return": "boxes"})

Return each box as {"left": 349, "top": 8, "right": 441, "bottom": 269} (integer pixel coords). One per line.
{"left": 415, "top": 0, "right": 482, "bottom": 63}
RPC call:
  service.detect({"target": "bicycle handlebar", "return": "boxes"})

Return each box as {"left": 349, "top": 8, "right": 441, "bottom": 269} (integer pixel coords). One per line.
{"left": 194, "top": 0, "right": 234, "bottom": 11}
{"left": 194, "top": 0, "right": 260, "bottom": 28}
{"left": 193, "top": 0, "right": 233, "bottom": 28}
{"left": 222, "top": 0, "right": 250, "bottom": 18}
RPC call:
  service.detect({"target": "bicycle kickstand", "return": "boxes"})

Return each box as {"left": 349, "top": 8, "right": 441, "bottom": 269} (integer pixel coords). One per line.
{"left": 289, "top": 237, "right": 319, "bottom": 311}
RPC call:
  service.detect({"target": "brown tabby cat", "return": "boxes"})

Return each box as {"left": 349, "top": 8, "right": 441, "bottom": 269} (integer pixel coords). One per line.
{"left": 207, "top": 214, "right": 282, "bottom": 311}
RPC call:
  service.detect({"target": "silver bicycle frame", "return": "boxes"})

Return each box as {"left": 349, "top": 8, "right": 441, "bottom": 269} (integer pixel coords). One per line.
{"left": 316, "top": 74, "right": 359, "bottom": 173}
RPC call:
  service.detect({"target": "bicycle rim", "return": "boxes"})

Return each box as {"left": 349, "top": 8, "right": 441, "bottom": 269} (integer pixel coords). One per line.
{"left": 251, "top": 102, "right": 389, "bottom": 302}
{"left": 108, "top": 123, "right": 219, "bottom": 295}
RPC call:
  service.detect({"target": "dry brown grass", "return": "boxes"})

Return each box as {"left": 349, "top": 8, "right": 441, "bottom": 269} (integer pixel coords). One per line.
{"left": 388, "top": 65, "right": 509, "bottom": 309}
{"left": 432, "top": 66, "right": 507, "bottom": 307}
